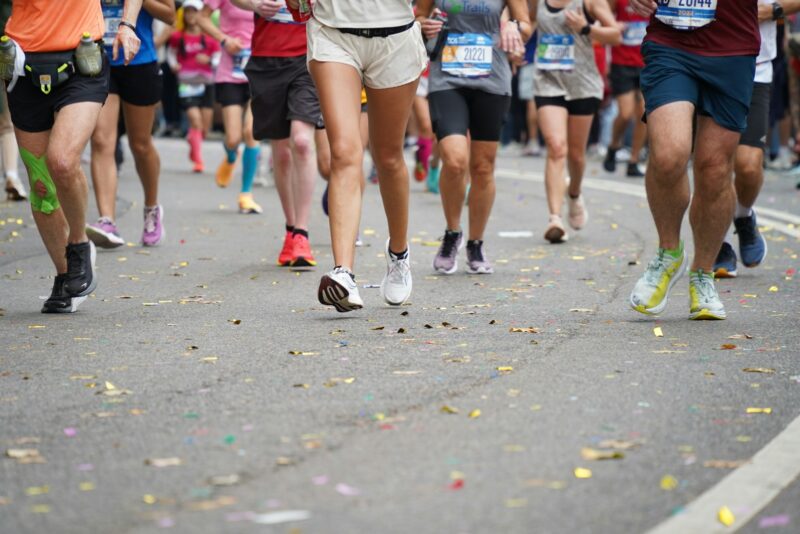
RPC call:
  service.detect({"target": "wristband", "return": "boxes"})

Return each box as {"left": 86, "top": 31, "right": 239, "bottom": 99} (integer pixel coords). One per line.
{"left": 119, "top": 20, "right": 137, "bottom": 33}
{"left": 580, "top": 23, "right": 591, "bottom": 36}
{"left": 221, "top": 38, "right": 227, "bottom": 47}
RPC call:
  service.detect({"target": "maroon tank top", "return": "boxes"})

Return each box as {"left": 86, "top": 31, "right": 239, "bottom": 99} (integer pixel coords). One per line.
{"left": 645, "top": 0, "right": 759, "bottom": 56}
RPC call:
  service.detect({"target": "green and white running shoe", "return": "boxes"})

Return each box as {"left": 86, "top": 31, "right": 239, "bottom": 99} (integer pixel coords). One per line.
{"left": 689, "top": 269, "right": 726, "bottom": 320}
{"left": 629, "top": 243, "right": 687, "bottom": 315}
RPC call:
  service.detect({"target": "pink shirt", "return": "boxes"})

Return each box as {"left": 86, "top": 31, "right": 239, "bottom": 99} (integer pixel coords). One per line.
{"left": 204, "top": 0, "right": 254, "bottom": 84}
{"left": 169, "top": 32, "right": 220, "bottom": 83}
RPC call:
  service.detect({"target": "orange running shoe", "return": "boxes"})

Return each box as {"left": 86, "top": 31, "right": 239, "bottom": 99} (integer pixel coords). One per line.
{"left": 278, "top": 231, "right": 294, "bottom": 266}
{"left": 290, "top": 233, "right": 317, "bottom": 267}
{"left": 216, "top": 158, "right": 237, "bottom": 188}
{"left": 193, "top": 160, "right": 204, "bottom": 173}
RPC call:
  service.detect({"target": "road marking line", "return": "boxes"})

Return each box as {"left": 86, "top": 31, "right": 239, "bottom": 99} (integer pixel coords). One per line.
{"left": 645, "top": 413, "right": 800, "bottom": 533}
{"left": 495, "top": 168, "right": 800, "bottom": 239}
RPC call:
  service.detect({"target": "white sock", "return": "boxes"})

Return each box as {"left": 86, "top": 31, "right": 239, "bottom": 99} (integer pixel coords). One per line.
{"left": 5, "top": 170, "right": 18, "bottom": 181}
{"left": 735, "top": 202, "right": 752, "bottom": 219}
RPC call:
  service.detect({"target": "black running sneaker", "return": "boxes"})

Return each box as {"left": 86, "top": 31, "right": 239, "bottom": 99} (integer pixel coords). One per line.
{"left": 626, "top": 162, "right": 645, "bottom": 178}
{"left": 63, "top": 241, "right": 97, "bottom": 297}
{"left": 603, "top": 147, "right": 617, "bottom": 173}
{"left": 42, "top": 274, "right": 88, "bottom": 313}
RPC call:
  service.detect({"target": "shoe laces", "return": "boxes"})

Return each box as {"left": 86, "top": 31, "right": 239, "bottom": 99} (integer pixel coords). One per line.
{"left": 439, "top": 231, "right": 461, "bottom": 258}
{"left": 644, "top": 250, "right": 671, "bottom": 286}
{"left": 387, "top": 253, "right": 410, "bottom": 285}
{"left": 691, "top": 271, "right": 716, "bottom": 303}
{"left": 734, "top": 216, "right": 757, "bottom": 246}
{"left": 467, "top": 241, "right": 485, "bottom": 264}
{"left": 144, "top": 207, "right": 159, "bottom": 233}
{"left": 66, "top": 245, "right": 84, "bottom": 274}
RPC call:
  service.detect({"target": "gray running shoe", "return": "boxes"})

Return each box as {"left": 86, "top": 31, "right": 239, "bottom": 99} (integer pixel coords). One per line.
{"left": 466, "top": 240, "right": 494, "bottom": 274}
{"left": 433, "top": 229, "right": 463, "bottom": 275}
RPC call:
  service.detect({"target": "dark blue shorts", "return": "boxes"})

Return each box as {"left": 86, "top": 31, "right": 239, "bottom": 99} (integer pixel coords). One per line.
{"left": 640, "top": 42, "right": 756, "bottom": 133}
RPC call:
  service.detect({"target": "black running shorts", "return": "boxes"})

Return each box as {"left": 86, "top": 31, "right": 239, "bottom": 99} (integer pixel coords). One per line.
{"left": 428, "top": 88, "right": 511, "bottom": 142}
{"left": 609, "top": 64, "right": 642, "bottom": 96}
{"left": 740, "top": 82, "right": 771, "bottom": 149}
{"left": 245, "top": 55, "right": 324, "bottom": 140}
{"left": 215, "top": 82, "right": 250, "bottom": 107}
{"left": 7, "top": 53, "right": 110, "bottom": 133}
{"left": 109, "top": 61, "right": 163, "bottom": 106}
{"left": 534, "top": 95, "right": 600, "bottom": 116}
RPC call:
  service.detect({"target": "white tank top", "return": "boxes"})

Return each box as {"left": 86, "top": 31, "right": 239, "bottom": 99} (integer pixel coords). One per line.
{"left": 756, "top": 0, "right": 777, "bottom": 84}
{"left": 312, "top": 0, "right": 413, "bottom": 29}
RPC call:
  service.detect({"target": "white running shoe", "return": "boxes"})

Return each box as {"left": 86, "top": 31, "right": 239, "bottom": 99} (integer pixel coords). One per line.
{"left": 568, "top": 195, "right": 588, "bottom": 230}
{"left": 381, "top": 238, "right": 412, "bottom": 306}
{"left": 318, "top": 267, "right": 364, "bottom": 313}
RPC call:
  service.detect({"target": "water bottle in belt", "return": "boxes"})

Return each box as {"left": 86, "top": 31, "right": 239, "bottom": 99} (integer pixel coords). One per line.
{"left": 0, "top": 36, "right": 16, "bottom": 81}
{"left": 75, "top": 33, "right": 103, "bottom": 76}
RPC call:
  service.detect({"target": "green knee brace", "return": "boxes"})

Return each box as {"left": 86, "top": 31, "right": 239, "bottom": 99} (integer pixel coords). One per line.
{"left": 20, "top": 148, "right": 59, "bottom": 214}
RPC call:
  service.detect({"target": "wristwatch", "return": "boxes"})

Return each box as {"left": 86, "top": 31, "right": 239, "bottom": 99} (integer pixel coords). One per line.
{"left": 580, "top": 23, "right": 592, "bottom": 36}
{"left": 773, "top": 2, "right": 785, "bottom": 20}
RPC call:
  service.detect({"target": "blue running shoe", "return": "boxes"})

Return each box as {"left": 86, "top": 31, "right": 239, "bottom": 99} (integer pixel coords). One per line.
{"left": 713, "top": 241, "right": 738, "bottom": 279}
{"left": 427, "top": 166, "right": 440, "bottom": 194}
{"left": 734, "top": 211, "right": 767, "bottom": 268}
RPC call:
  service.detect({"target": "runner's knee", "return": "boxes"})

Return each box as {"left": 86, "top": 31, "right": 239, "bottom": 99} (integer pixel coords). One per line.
{"left": 329, "top": 140, "right": 362, "bottom": 171}
{"left": 442, "top": 149, "right": 469, "bottom": 177}
{"left": 291, "top": 129, "right": 314, "bottom": 159}
{"left": 545, "top": 138, "right": 567, "bottom": 160}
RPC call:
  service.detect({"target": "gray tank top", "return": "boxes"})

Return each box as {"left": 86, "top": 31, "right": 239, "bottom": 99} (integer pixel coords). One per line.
{"left": 533, "top": 0, "right": 603, "bottom": 100}
{"left": 428, "top": 0, "right": 512, "bottom": 96}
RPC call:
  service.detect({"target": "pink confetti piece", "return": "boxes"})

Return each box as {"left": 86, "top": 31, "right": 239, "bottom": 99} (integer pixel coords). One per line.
{"left": 157, "top": 517, "right": 175, "bottom": 528}
{"left": 312, "top": 475, "right": 329, "bottom": 486}
{"left": 759, "top": 515, "right": 790, "bottom": 528}
{"left": 241, "top": 424, "right": 254, "bottom": 432}
{"left": 335, "top": 483, "right": 361, "bottom": 496}
{"left": 77, "top": 463, "right": 94, "bottom": 471}
{"left": 64, "top": 428, "right": 77, "bottom": 437}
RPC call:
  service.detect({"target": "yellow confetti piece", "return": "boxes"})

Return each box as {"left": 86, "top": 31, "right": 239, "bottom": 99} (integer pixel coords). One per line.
{"left": 746, "top": 407, "right": 772, "bottom": 414}
{"left": 573, "top": 467, "right": 592, "bottom": 479}
{"left": 25, "top": 485, "right": 49, "bottom": 496}
{"left": 104, "top": 381, "right": 117, "bottom": 390}
{"left": 143, "top": 494, "right": 157, "bottom": 504}
{"left": 450, "top": 470, "right": 465, "bottom": 480}
{"left": 509, "top": 327, "right": 539, "bottom": 333}
{"left": 742, "top": 368, "right": 775, "bottom": 374}
{"left": 468, "top": 409, "right": 481, "bottom": 419}
{"left": 79, "top": 482, "right": 95, "bottom": 491}
{"left": 660, "top": 475, "right": 678, "bottom": 491}
{"left": 288, "top": 351, "right": 319, "bottom": 356}
{"left": 581, "top": 448, "right": 625, "bottom": 461}
{"left": 228, "top": 318, "right": 241, "bottom": 325}
{"left": 201, "top": 357, "right": 218, "bottom": 363}
{"left": 718, "top": 506, "right": 735, "bottom": 527}
{"left": 505, "top": 498, "right": 528, "bottom": 508}
{"left": 736, "top": 435, "right": 752, "bottom": 443}
{"left": 28, "top": 325, "right": 46, "bottom": 329}
{"left": 653, "top": 327, "right": 664, "bottom": 337}
{"left": 31, "top": 504, "right": 50, "bottom": 513}
{"left": 571, "top": 256, "right": 585, "bottom": 260}
{"left": 440, "top": 405, "right": 459, "bottom": 414}
{"left": 496, "top": 366, "right": 514, "bottom": 373}
{"left": 768, "top": 286, "right": 778, "bottom": 293}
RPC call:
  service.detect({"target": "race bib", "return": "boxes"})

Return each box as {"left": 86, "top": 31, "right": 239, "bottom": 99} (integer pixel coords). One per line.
{"left": 536, "top": 34, "right": 574, "bottom": 71}
{"left": 101, "top": 1, "right": 124, "bottom": 47}
{"left": 269, "top": 6, "right": 302, "bottom": 24}
{"left": 179, "top": 83, "right": 206, "bottom": 98}
{"left": 441, "top": 33, "right": 493, "bottom": 78}
{"left": 622, "top": 21, "right": 647, "bottom": 46}
{"left": 232, "top": 48, "right": 251, "bottom": 80}
{"left": 655, "top": 0, "right": 716, "bottom": 30}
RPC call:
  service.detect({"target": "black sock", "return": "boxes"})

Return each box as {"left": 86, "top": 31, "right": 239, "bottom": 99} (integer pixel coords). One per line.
{"left": 293, "top": 228, "right": 309, "bottom": 238}
{"left": 467, "top": 239, "right": 482, "bottom": 249}
{"left": 285, "top": 224, "right": 295, "bottom": 233}
{"left": 569, "top": 193, "right": 580, "bottom": 200}
{"left": 389, "top": 248, "right": 408, "bottom": 260}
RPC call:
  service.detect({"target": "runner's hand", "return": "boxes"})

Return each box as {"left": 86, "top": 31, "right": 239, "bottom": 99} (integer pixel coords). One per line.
{"left": 758, "top": 2, "right": 773, "bottom": 21}
{"left": 113, "top": 24, "right": 141, "bottom": 65}
{"left": 565, "top": 8, "right": 589, "bottom": 32}
{"left": 286, "top": 0, "right": 299, "bottom": 8}
{"left": 223, "top": 36, "right": 244, "bottom": 55}
{"left": 252, "top": 0, "right": 283, "bottom": 18}
{"left": 196, "top": 53, "right": 211, "bottom": 65}
{"left": 500, "top": 20, "right": 524, "bottom": 56}
{"left": 628, "top": 0, "right": 656, "bottom": 17}
{"left": 421, "top": 17, "right": 444, "bottom": 40}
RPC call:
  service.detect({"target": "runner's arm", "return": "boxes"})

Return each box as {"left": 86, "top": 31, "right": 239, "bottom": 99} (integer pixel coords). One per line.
{"left": 198, "top": 5, "right": 227, "bottom": 43}
{"left": 507, "top": 0, "right": 533, "bottom": 42}
{"left": 528, "top": 0, "right": 538, "bottom": 33}
{"left": 231, "top": 0, "right": 282, "bottom": 18}
{"left": 568, "top": 0, "right": 622, "bottom": 46}
{"left": 764, "top": 0, "right": 800, "bottom": 19}
{"left": 143, "top": 0, "right": 176, "bottom": 25}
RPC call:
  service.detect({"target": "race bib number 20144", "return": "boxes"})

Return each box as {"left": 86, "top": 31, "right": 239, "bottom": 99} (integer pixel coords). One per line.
{"left": 655, "top": 0, "right": 716, "bottom": 30}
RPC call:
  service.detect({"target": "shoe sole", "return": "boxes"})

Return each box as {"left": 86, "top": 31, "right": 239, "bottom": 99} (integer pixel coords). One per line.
{"left": 42, "top": 295, "right": 87, "bottom": 314}
{"left": 629, "top": 252, "right": 687, "bottom": 315}
{"left": 714, "top": 267, "right": 738, "bottom": 279}
{"left": 239, "top": 209, "right": 263, "bottom": 214}
{"left": 5, "top": 185, "right": 27, "bottom": 201}
{"left": 318, "top": 275, "right": 363, "bottom": 313}
{"left": 689, "top": 308, "right": 727, "bottom": 320}
{"left": 466, "top": 266, "right": 494, "bottom": 274}
{"left": 291, "top": 257, "right": 317, "bottom": 268}
{"left": 380, "top": 279, "right": 411, "bottom": 306}
{"left": 545, "top": 226, "right": 568, "bottom": 243}
{"left": 86, "top": 225, "right": 125, "bottom": 249}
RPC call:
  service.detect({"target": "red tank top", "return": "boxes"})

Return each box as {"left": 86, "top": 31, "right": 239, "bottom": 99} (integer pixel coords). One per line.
{"left": 644, "top": 0, "right": 759, "bottom": 57}
{"left": 612, "top": 0, "right": 648, "bottom": 67}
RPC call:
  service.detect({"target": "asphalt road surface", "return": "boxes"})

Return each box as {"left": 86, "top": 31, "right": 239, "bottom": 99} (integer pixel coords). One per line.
{"left": 1, "top": 138, "right": 798, "bottom": 534}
